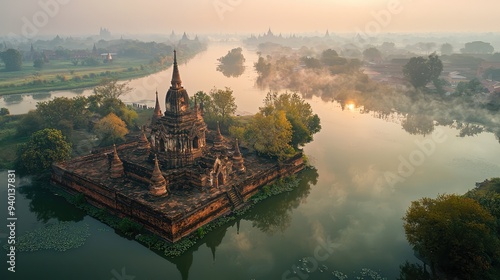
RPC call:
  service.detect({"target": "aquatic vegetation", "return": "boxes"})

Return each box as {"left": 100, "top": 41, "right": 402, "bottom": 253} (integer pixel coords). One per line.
{"left": 16, "top": 222, "right": 90, "bottom": 252}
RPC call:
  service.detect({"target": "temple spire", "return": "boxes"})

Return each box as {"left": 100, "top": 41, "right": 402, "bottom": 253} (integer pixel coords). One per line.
{"left": 232, "top": 138, "right": 246, "bottom": 173}
{"left": 150, "top": 155, "right": 167, "bottom": 196}
{"left": 110, "top": 144, "right": 124, "bottom": 178}
{"left": 152, "top": 90, "right": 162, "bottom": 124}
{"left": 213, "top": 121, "right": 225, "bottom": 151}
{"left": 171, "top": 50, "right": 182, "bottom": 89}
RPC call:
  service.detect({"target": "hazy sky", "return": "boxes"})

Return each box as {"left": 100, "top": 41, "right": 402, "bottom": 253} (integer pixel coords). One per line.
{"left": 1, "top": 0, "right": 499, "bottom": 37}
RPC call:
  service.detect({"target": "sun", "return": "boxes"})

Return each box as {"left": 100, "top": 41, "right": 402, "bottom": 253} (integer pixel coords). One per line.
{"left": 346, "top": 103, "right": 355, "bottom": 111}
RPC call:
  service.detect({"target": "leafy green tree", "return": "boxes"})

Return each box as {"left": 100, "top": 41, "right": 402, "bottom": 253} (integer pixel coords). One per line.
{"left": 0, "top": 107, "right": 9, "bottom": 116}
{"left": 1, "top": 49, "right": 22, "bottom": 71}
{"left": 440, "top": 43, "right": 453, "bottom": 55}
{"left": 17, "top": 128, "right": 71, "bottom": 174}
{"left": 261, "top": 92, "right": 321, "bottom": 148}
{"left": 94, "top": 112, "right": 129, "bottom": 146}
{"left": 209, "top": 87, "right": 237, "bottom": 128}
{"left": 217, "top": 47, "right": 245, "bottom": 65}
{"left": 17, "top": 110, "right": 44, "bottom": 137}
{"left": 363, "top": 47, "right": 382, "bottom": 62}
{"left": 244, "top": 110, "right": 294, "bottom": 160}
{"left": 403, "top": 194, "right": 500, "bottom": 279}
{"left": 403, "top": 54, "right": 443, "bottom": 89}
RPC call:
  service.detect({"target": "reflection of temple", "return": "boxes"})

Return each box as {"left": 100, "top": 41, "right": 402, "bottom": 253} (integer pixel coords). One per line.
{"left": 51, "top": 50, "right": 305, "bottom": 243}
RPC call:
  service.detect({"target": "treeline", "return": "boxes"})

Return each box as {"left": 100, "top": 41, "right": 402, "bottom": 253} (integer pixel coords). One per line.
{"left": 194, "top": 88, "right": 321, "bottom": 160}
{"left": 11, "top": 79, "right": 140, "bottom": 174}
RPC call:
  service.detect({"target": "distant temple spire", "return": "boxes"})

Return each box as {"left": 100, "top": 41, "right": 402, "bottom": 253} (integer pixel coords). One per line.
{"left": 149, "top": 155, "right": 167, "bottom": 196}
{"left": 110, "top": 144, "right": 124, "bottom": 178}
{"left": 171, "top": 50, "right": 182, "bottom": 89}
{"left": 152, "top": 90, "right": 162, "bottom": 124}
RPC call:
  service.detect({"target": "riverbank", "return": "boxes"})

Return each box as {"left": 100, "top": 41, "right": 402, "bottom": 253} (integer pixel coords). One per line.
{"left": 0, "top": 46, "right": 206, "bottom": 96}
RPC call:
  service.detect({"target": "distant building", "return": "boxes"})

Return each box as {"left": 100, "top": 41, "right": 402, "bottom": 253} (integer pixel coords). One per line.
{"left": 446, "top": 71, "right": 468, "bottom": 87}
{"left": 99, "top": 27, "right": 111, "bottom": 39}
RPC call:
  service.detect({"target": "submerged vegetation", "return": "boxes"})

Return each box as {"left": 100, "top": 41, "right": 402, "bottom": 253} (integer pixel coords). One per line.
{"left": 14, "top": 222, "right": 90, "bottom": 252}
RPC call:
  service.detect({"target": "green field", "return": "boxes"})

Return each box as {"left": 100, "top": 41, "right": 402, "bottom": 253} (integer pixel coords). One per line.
{"left": 0, "top": 57, "right": 168, "bottom": 95}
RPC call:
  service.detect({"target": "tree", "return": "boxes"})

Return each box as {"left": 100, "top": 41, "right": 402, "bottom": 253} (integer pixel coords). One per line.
{"left": 94, "top": 112, "right": 129, "bottom": 146}
{"left": 209, "top": 87, "right": 237, "bottom": 128}
{"left": 17, "top": 110, "right": 44, "bottom": 137}
{"left": 0, "top": 107, "right": 9, "bottom": 116}
{"left": 403, "top": 194, "right": 500, "bottom": 279}
{"left": 440, "top": 43, "right": 453, "bottom": 55}
{"left": 244, "top": 111, "right": 294, "bottom": 160}
{"left": 260, "top": 92, "right": 321, "bottom": 148}
{"left": 402, "top": 54, "right": 443, "bottom": 89}
{"left": 1, "top": 49, "right": 22, "bottom": 71}
{"left": 17, "top": 128, "right": 72, "bottom": 174}
{"left": 363, "top": 47, "right": 382, "bottom": 62}
{"left": 321, "top": 49, "right": 346, "bottom": 66}
{"left": 93, "top": 78, "right": 132, "bottom": 99}
{"left": 455, "top": 78, "right": 488, "bottom": 96}
{"left": 380, "top": 42, "right": 395, "bottom": 52}
{"left": 217, "top": 48, "right": 245, "bottom": 77}
{"left": 301, "top": 56, "right": 321, "bottom": 68}
{"left": 33, "top": 58, "right": 45, "bottom": 69}
{"left": 461, "top": 41, "right": 495, "bottom": 54}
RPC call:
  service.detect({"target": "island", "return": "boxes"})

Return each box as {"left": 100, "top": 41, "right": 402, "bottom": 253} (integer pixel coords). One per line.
{"left": 50, "top": 51, "right": 305, "bottom": 242}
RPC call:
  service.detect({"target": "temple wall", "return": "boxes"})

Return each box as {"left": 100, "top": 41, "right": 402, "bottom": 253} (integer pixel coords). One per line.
{"left": 50, "top": 153, "right": 305, "bottom": 243}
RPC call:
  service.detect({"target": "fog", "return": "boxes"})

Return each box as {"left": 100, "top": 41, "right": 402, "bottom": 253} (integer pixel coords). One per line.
{"left": 1, "top": 0, "right": 500, "bottom": 38}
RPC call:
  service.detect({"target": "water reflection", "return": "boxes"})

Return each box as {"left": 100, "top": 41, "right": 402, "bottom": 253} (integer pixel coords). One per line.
{"left": 32, "top": 92, "right": 52, "bottom": 100}
{"left": 216, "top": 63, "right": 245, "bottom": 77}
{"left": 160, "top": 167, "right": 318, "bottom": 280}
{"left": 3, "top": 94, "right": 23, "bottom": 104}
{"left": 18, "top": 181, "right": 86, "bottom": 223}
{"left": 244, "top": 167, "right": 318, "bottom": 235}
{"left": 401, "top": 114, "right": 435, "bottom": 136}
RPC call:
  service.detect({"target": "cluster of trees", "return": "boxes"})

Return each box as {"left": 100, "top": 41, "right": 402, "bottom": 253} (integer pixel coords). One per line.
{"left": 235, "top": 92, "right": 321, "bottom": 160}
{"left": 15, "top": 79, "right": 137, "bottom": 173}
{"left": 1, "top": 49, "right": 22, "bottom": 71}
{"left": 402, "top": 179, "right": 500, "bottom": 279}
{"left": 298, "top": 48, "right": 361, "bottom": 74}
{"left": 403, "top": 54, "right": 443, "bottom": 89}
{"left": 216, "top": 47, "right": 246, "bottom": 77}
{"left": 193, "top": 88, "right": 321, "bottom": 160}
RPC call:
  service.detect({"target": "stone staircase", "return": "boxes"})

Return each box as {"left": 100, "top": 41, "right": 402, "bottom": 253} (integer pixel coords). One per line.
{"left": 227, "top": 187, "right": 244, "bottom": 210}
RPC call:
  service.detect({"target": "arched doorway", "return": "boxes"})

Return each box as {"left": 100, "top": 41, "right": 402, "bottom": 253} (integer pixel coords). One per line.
{"left": 159, "top": 138, "right": 165, "bottom": 151}
{"left": 217, "top": 172, "right": 224, "bottom": 186}
{"left": 193, "top": 136, "right": 199, "bottom": 149}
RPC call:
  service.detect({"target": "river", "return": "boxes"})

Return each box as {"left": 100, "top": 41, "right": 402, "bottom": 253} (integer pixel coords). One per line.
{"left": 1, "top": 42, "right": 500, "bottom": 280}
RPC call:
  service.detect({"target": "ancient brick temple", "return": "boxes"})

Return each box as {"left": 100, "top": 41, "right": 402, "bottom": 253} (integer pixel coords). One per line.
{"left": 51, "top": 51, "right": 305, "bottom": 242}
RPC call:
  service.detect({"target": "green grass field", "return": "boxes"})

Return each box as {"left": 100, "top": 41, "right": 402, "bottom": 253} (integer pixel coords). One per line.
{"left": 0, "top": 57, "right": 166, "bottom": 95}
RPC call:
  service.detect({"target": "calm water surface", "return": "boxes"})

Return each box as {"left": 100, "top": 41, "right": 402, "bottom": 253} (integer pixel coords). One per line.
{"left": 1, "top": 43, "right": 500, "bottom": 280}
